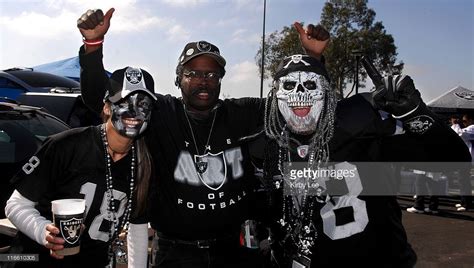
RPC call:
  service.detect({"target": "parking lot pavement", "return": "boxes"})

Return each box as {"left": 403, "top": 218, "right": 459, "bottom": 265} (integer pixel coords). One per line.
{"left": 398, "top": 196, "right": 474, "bottom": 268}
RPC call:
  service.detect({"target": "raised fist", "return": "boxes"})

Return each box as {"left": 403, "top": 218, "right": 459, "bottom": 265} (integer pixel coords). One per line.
{"left": 77, "top": 8, "right": 114, "bottom": 40}
{"left": 373, "top": 75, "right": 422, "bottom": 118}
{"left": 294, "top": 22, "right": 330, "bottom": 59}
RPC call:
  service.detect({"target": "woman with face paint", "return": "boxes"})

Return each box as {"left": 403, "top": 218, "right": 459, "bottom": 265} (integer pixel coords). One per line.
{"left": 5, "top": 66, "right": 156, "bottom": 268}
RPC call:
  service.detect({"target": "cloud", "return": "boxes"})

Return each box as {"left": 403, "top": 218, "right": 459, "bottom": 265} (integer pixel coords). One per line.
{"left": 167, "top": 24, "right": 191, "bottom": 42}
{"left": 215, "top": 17, "right": 240, "bottom": 28}
{"left": 228, "top": 60, "right": 259, "bottom": 83}
{"left": 0, "top": 1, "right": 165, "bottom": 39}
{"left": 233, "top": 0, "right": 261, "bottom": 10}
{"left": 0, "top": 10, "right": 76, "bottom": 38}
{"left": 111, "top": 14, "right": 165, "bottom": 33}
{"left": 231, "top": 29, "right": 261, "bottom": 44}
{"left": 221, "top": 60, "right": 272, "bottom": 98}
{"left": 160, "top": 0, "right": 260, "bottom": 11}
{"left": 43, "top": 0, "right": 138, "bottom": 10}
{"left": 161, "top": 0, "right": 210, "bottom": 8}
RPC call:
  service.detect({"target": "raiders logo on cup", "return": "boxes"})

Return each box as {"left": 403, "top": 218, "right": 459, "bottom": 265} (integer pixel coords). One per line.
{"left": 59, "top": 217, "right": 83, "bottom": 245}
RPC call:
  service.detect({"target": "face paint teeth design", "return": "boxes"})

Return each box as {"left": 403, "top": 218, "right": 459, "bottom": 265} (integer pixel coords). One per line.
{"left": 123, "top": 119, "right": 142, "bottom": 126}
{"left": 287, "top": 92, "right": 320, "bottom": 107}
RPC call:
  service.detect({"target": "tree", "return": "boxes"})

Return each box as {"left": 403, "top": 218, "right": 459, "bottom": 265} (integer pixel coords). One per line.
{"left": 255, "top": 25, "right": 305, "bottom": 81}
{"left": 256, "top": 0, "right": 403, "bottom": 97}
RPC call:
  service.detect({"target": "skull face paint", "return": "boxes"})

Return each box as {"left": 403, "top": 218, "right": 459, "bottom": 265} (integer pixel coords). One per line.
{"left": 110, "top": 92, "right": 153, "bottom": 138}
{"left": 276, "top": 71, "right": 325, "bottom": 134}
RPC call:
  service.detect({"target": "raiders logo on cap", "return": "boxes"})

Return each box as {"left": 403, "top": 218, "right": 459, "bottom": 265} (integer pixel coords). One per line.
{"left": 106, "top": 66, "right": 157, "bottom": 104}
{"left": 197, "top": 41, "right": 212, "bottom": 52}
{"left": 125, "top": 68, "right": 143, "bottom": 84}
{"left": 176, "top": 40, "right": 227, "bottom": 70}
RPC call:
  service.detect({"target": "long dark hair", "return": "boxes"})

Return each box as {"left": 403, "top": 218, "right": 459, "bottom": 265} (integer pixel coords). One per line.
{"left": 134, "top": 137, "right": 152, "bottom": 216}
{"left": 102, "top": 102, "right": 152, "bottom": 217}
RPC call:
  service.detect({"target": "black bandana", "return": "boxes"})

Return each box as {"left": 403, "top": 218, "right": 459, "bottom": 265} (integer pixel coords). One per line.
{"left": 274, "top": 54, "right": 330, "bottom": 82}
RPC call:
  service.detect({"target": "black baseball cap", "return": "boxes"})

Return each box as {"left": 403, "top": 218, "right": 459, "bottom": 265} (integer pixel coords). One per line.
{"left": 177, "top": 40, "right": 226, "bottom": 68}
{"left": 105, "top": 67, "right": 157, "bottom": 103}
{"left": 274, "top": 54, "right": 330, "bottom": 82}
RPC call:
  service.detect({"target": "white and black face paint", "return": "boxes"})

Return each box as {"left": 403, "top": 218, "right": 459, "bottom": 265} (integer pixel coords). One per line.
{"left": 110, "top": 92, "right": 153, "bottom": 138}
{"left": 276, "top": 71, "right": 326, "bottom": 134}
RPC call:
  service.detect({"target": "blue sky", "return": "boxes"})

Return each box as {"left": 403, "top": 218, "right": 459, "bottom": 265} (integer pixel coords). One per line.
{"left": 0, "top": 0, "right": 472, "bottom": 102}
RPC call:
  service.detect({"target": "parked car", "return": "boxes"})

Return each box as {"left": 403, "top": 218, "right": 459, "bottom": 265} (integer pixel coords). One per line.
{"left": 0, "top": 101, "right": 70, "bottom": 218}
{"left": 17, "top": 90, "right": 102, "bottom": 128}
{"left": 0, "top": 68, "right": 79, "bottom": 100}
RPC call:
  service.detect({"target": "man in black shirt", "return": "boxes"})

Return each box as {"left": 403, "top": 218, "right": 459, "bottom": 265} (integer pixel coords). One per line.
{"left": 76, "top": 7, "right": 329, "bottom": 268}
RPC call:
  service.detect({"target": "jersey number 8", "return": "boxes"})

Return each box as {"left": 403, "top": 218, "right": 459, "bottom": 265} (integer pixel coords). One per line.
{"left": 320, "top": 162, "right": 369, "bottom": 240}
{"left": 80, "top": 182, "right": 128, "bottom": 242}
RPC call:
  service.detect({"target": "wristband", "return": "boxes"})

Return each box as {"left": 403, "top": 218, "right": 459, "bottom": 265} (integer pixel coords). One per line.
{"left": 83, "top": 38, "right": 104, "bottom": 46}
{"left": 392, "top": 103, "right": 420, "bottom": 119}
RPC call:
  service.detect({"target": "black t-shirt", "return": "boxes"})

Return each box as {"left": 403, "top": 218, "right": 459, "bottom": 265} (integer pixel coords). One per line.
{"left": 79, "top": 47, "right": 265, "bottom": 240}
{"left": 146, "top": 96, "right": 263, "bottom": 239}
{"left": 12, "top": 126, "right": 136, "bottom": 267}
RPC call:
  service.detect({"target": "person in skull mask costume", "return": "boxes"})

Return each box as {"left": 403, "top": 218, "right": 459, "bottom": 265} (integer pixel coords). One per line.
{"left": 262, "top": 55, "right": 471, "bottom": 267}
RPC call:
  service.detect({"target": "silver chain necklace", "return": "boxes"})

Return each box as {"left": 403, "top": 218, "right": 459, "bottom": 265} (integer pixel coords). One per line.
{"left": 182, "top": 102, "right": 217, "bottom": 174}
{"left": 100, "top": 124, "right": 135, "bottom": 267}
{"left": 278, "top": 143, "right": 318, "bottom": 258}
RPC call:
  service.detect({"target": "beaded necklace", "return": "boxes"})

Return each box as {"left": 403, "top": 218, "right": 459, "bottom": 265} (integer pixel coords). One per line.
{"left": 182, "top": 101, "right": 217, "bottom": 174}
{"left": 277, "top": 142, "right": 318, "bottom": 259}
{"left": 100, "top": 124, "right": 135, "bottom": 267}
{"left": 269, "top": 90, "right": 336, "bottom": 265}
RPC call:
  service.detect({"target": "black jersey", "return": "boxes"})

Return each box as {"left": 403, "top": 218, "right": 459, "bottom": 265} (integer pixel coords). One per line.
{"left": 79, "top": 47, "right": 265, "bottom": 240}
{"left": 12, "top": 125, "right": 135, "bottom": 267}
{"left": 264, "top": 94, "right": 471, "bottom": 268}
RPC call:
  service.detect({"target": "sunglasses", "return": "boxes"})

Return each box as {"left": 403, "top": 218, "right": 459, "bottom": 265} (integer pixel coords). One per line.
{"left": 183, "top": 70, "right": 221, "bottom": 82}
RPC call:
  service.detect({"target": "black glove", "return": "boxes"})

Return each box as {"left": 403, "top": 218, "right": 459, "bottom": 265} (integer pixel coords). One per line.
{"left": 360, "top": 55, "right": 436, "bottom": 135}
{"left": 372, "top": 75, "right": 421, "bottom": 118}
{"left": 372, "top": 75, "right": 437, "bottom": 135}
